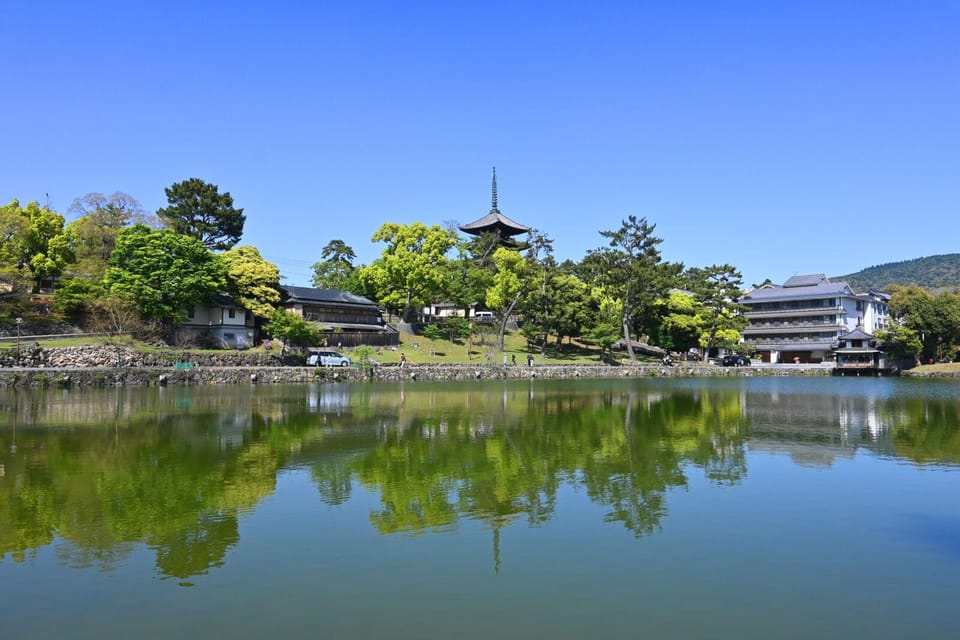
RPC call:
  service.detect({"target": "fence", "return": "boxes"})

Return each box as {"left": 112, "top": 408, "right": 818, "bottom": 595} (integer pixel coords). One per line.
{"left": 319, "top": 330, "right": 400, "bottom": 349}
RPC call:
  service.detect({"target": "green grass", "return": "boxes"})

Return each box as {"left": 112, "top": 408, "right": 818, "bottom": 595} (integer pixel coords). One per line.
{"left": 371, "top": 330, "right": 642, "bottom": 366}
{"left": 5, "top": 328, "right": 654, "bottom": 366}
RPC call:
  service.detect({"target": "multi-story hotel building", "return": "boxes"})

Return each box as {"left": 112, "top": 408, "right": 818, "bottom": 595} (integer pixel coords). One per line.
{"left": 740, "top": 274, "right": 889, "bottom": 364}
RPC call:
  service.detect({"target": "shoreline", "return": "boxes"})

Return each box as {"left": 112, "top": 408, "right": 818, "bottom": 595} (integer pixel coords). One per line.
{"left": 0, "top": 362, "right": 843, "bottom": 389}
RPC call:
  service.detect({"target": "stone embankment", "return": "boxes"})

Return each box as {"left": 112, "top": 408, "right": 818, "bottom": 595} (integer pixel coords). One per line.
{"left": 0, "top": 345, "right": 835, "bottom": 388}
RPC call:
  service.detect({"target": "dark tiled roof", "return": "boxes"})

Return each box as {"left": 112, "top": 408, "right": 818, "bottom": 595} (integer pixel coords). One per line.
{"left": 459, "top": 209, "right": 530, "bottom": 235}
{"left": 280, "top": 286, "right": 378, "bottom": 308}
{"left": 783, "top": 274, "right": 829, "bottom": 288}
{"left": 839, "top": 326, "right": 874, "bottom": 341}
{"left": 743, "top": 280, "right": 853, "bottom": 302}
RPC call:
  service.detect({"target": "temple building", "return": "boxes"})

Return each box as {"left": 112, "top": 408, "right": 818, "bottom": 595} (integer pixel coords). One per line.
{"left": 458, "top": 167, "right": 530, "bottom": 248}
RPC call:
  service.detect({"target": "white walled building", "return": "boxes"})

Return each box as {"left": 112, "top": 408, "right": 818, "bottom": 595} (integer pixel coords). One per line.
{"left": 740, "top": 274, "right": 889, "bottom": 364}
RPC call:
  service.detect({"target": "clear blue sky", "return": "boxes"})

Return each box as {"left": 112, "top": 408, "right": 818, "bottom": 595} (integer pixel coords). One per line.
{"left": 3, "top": 1, "right": 957, "bottom": 288}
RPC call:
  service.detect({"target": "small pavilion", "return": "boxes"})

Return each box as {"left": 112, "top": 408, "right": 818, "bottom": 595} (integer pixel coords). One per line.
{"left": 459, "top": 168, "right": 530, "bottom": 248}
{"left": 833, "top": 326, "right": 888, "bottom": 376}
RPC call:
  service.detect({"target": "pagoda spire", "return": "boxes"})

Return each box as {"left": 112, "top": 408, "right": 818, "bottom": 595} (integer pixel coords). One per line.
{"left": 491, "top": 166, "right": 498, "bottom": 212}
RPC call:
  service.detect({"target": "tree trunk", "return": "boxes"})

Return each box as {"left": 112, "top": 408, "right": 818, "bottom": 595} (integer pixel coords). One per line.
{"left": 622, "top": 309, "right": 636, "bottom": 361}
{"left": 498, "top": 293, "right": 523, "bottom": 352}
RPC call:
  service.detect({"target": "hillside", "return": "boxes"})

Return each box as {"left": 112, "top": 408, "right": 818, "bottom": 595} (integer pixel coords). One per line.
{"left": 836, "top": 254, "right": 960, "bottom": 291}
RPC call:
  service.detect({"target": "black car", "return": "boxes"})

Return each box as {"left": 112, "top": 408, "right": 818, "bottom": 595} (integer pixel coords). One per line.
{"left": 721, "top": 354, "right": 751, "bottom": 367}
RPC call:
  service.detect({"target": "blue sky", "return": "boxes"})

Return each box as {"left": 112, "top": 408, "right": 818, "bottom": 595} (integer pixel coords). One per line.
{"left": 3, "top": 1, "right": 957, "bottom": 288}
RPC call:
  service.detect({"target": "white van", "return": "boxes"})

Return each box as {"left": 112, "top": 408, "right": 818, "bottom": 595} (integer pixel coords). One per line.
{"left": 474, "top": 311, "right": 495, "bottom": 323}
{"left": 307, "top": 350, "right": 352, "bottom": 367}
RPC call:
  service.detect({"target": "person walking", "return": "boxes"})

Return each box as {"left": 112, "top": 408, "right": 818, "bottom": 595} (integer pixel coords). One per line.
{"left": 400, "top": 352, "right": 407, "bottom": 367}
{"left": 527, "top": 354, "right": 534, "bottom": 367}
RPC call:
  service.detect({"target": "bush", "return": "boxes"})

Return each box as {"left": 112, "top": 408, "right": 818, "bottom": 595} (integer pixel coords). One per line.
{"left": 422, "top": 323, "right": 442, "bottom": 341}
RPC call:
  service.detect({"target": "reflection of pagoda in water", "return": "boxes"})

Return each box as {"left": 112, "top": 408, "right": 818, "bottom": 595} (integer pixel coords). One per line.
{"left": 458, "top": 168, "right": 530, "bottom": 250}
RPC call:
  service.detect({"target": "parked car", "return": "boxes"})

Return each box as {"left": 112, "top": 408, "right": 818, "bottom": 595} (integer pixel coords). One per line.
{"left": 721, "top": 354, "right": 751, "bottom": 367}
{"left": 307, "top": 350, "right": 352, "bottom": 367}
{"left": 474, "top": 311, "right": 496, "bottom": 323}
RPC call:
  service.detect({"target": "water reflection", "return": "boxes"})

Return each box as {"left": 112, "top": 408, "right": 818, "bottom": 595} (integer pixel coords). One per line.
{"left": 1, "top": 379, "right": 958, "bottom": 580}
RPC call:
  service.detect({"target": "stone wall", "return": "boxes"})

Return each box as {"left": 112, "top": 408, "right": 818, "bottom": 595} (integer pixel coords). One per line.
{"left": 0, "top": 344, "right": 291, "bottom": 369}
{"left": 0, "top": 360, "right": 833, "bottom": 389}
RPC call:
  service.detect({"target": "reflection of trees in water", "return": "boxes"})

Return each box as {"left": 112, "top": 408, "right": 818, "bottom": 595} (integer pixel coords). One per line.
{"left": 5, "top": 381, "right": 956, "bottom": 578}
{"left": 312, "top": 385, "right": 749, "bottom": 540}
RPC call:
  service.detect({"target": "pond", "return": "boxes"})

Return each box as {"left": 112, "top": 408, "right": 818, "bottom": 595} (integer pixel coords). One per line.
{"left": 1, "top": 377, "right": 958, "bottom": 639}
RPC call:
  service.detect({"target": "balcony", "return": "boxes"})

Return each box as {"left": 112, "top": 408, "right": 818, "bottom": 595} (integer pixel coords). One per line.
{"left": 744, "top": 306, "right": 845, "bottom": 319}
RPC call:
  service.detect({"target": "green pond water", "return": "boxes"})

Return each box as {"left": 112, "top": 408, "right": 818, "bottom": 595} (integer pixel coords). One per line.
{"left": 1, "top": 376, "right": 958, "bottom": 639}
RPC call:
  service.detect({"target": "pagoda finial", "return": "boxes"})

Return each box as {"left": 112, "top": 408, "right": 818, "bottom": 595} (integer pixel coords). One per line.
{"left": 491, "top": 166, "right": 498, "bottom": 211}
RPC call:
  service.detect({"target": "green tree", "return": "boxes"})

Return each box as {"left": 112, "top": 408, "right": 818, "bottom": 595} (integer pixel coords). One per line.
{"left": 220, "top": 245, "right": 281, "bottom": 320}
{"left": 157, "top": 178, "right": 246, "bottom": 251}
{"left": 586, "top": 216, "right": 679, "bottom": 360}
{"left": 874, "top": 324, "right": 923, "bottom": 364}
{"left": 64, "top": 192, "right": 149, "bottom": 280}
{"left": 583, "top": 287, "right": 623, "bottom": 361}
{"left": 0, "top": 202, "right": 30, "bottom": 293}
{"left": 657, "top": 290, "right": 703, "bottom": 353}
{"left": 485, "top": 247, "right": 529, "bottom": 351}
{"left": 0, "top": 199, "right": 74, "bottom": 292}
{"left": 683, "top": 264, "right": 748, "bottom": 360}
{"left": 444, "top": 238, "right": 495, "bottom": 318}
{"left": 358, "top": 222, "right": 456, "bottom": 321}
{"left": 266, "top": 308, "right": 318, "bottom": 355}
{"left": 886, "top": 285, "right": 960, "bottom": 360}
{"left": 311, "top": 239, "right": 357, "bottom": 289}
{"left": 104, "top": 224, "right": 226, "bottom": 325}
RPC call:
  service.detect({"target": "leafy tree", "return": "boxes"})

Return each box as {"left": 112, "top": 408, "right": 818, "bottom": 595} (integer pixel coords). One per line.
{"left": 52, "top": 279, "right": 103, "bottom": 321}
{"left": 358, "top": 222, "right": 457, "bottom": 321}
{"left": 886, "top": 285, "right": 960, "bottom": 360}
{"left": 522, "top": 271, "right": 591, "bottom": 353}
{"left": 0, "top": 203, "right": 30, "bottom": 293}
{"left": 311, "top": 239, "right": 357, "bottom": 289}
{"left": 104, "top": 224, "right": 226, "bottom": 325}
{"left": 265, "top": 308, "right": 318, "bottom": 355}
{"left": 657, "top": 290, "right": 703, "bottom": 353}
{"left": 220, "top": 245, "right": 281, "bottom": 320}
{"left": 583, "top": 287, "right": 623, "bottom": 361}
{"left": 683, "top": 264, "right": 747, "bottom": 360}
{"left": 874, "top": 324, "right": 923, "bottom": 364}
{"left": 64, "top": 192, "right": 151, "bottom": 280}
{"left": 444, "top": 238, "right": 495, "bottom": 318}
{"left": 485, "top": 247, "right": 529, "bottom": 351}
{"left": 586, "top": 216, "right": 679, "bottom": 360}
{"left": 0, "top": 199, "right": 74, "bottom": 292}
{"left": 157, "top": 178, "right": 245, "bottom": 251}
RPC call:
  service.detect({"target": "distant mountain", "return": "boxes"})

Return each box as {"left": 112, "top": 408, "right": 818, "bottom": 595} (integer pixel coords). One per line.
{"left": 836, "top": 254, "right": 960, "bottom": 291}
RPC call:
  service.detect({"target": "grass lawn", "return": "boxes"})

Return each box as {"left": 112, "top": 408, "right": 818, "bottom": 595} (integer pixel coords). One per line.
{"left": 5, "top": 329, "right": 643, "bottom": 366}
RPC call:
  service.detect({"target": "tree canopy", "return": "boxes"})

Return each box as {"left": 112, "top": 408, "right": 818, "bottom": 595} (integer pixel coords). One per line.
{"left": 104, "top": 224, "right": 226, "bottom": 323}
{"left": 584, "top": 216, "right": 680, "bottom": 360}
{"left": 157, "top": 178, "right": 246, "bottom": 251}
{"left": 220, "top": 245, "right": 281, "bottom": 320}
{"left": 358, "top": 222, "right": 457, "bottom": 321}
{"left": 0, "top": 199, "right": 73, "bottom": 292}
{"left": 311, "top": 239, "right": 358, "bottom": 290}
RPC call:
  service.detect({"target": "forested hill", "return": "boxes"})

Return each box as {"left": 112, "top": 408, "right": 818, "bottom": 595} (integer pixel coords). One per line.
{"left": 836, "top": 254, "right": 960, "bottom": 291}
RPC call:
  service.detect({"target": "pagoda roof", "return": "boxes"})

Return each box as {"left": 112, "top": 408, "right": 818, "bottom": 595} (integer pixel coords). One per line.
{"left": 459, "top": 209, "right": 531, "bottom": 236}
{"left": 459, "top": 167, "right": 530, "bottom": 238}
